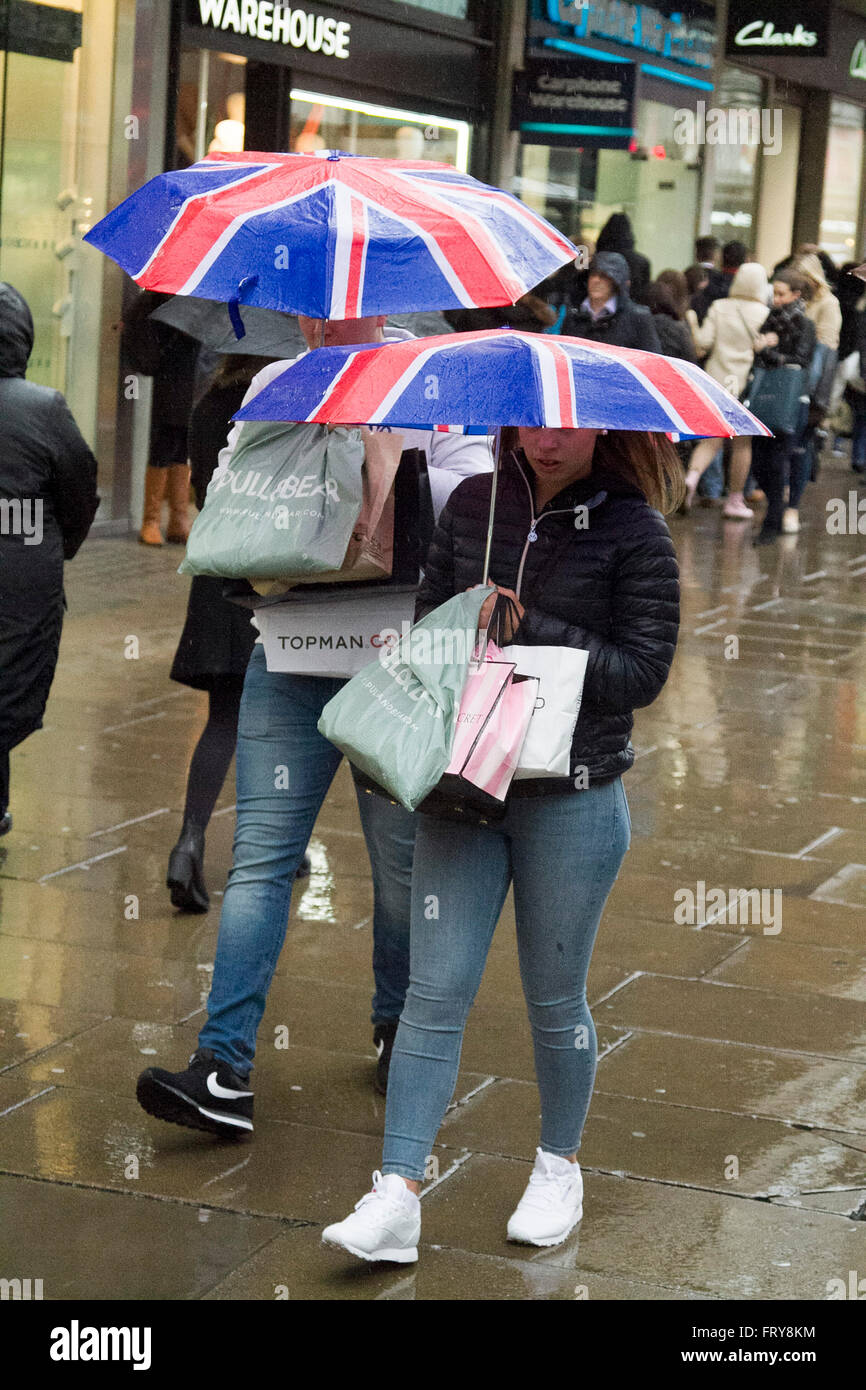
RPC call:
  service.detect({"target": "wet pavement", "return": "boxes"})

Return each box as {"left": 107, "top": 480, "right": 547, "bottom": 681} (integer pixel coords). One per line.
{"left": 1, "top": 451, "right": 866, "bottom": 1301}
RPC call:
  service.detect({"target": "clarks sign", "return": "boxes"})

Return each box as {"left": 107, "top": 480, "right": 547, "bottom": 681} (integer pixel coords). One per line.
{"left": 726, "top": 0, "right": 829, "bottom": 58}
{"left": 192, "top": 1, "right": 351, "bottom": 58}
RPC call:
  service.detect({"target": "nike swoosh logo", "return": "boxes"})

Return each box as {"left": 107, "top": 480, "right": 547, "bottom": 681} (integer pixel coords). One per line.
{"left": 207, "top": 1071, "right": 253, "bottom": 1100}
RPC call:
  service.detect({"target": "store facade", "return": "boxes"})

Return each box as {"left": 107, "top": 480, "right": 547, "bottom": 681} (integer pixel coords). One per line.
{"left": 0, "top": 0, "right": 495, "bottom": 530}
{"left": 516, "top": 0, "right": 717, "bottom": 276}
{"left": 0, "top": 0, "right": 137, "bottom": 520}
{"left": 723, "top": 1, "right": 866, "bottom": 271}
{"left": 171, "top": 0, "right": 494, "bottom": 175}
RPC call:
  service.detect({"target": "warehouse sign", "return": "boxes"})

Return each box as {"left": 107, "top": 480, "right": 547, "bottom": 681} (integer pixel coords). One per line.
{"left": 194, "top": 0, "right": 351, "bottom": 57}
{"left": 514, "top": 55, "right": 636, "bottom": 149}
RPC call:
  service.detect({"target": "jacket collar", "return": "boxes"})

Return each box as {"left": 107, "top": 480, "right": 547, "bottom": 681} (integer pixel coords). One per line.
{"left": 505, "top": 448, "right": 642, "bottom": 512}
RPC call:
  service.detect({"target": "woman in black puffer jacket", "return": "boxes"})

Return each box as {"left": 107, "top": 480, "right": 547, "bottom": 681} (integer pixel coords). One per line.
{"left": 325, "top": 427, "right": 681, "bottom": 1265}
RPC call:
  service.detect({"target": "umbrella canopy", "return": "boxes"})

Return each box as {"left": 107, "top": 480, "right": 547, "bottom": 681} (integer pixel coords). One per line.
{"left": 84, "top": 151, "right": 581, "bottom": 320}
{"left": 234, "top": 329, "right": 772, "bottom": 439}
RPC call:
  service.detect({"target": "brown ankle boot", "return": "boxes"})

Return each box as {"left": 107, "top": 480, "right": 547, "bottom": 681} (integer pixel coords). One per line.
{"left": 165, "top": 463, "right": 192, "bottom": 544}
{"left": 139, "top": 466, "right": 167, "bottom": 545}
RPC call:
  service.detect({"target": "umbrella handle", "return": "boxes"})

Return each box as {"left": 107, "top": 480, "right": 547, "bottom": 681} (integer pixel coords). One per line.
{"left": 482, "top": 427, "right": 502, "bottom": 586}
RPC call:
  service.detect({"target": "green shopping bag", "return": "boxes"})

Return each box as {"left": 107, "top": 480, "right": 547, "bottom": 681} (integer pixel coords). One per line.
{"left": 317, "top": 587, "right": 494, "bottom": 811}
{"left": 179, "top": 421, "right": 365, "bottom": 579}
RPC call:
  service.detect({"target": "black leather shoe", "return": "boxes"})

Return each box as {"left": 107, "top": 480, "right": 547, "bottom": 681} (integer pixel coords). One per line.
{"left": 373, "top": 1020, "right": 400, "bottom": 1096}
{"left": 0, "top": 811, "right": 11, "bottom": 837}
{"left": 166, "top": 819, "right": 209, "bottom": 913}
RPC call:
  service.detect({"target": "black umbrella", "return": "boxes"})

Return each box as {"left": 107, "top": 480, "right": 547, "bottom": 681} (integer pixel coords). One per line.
{"left": 150, "top": 297, "right": 455, "bottom": 357}
{"left": 150, "top": 296, "right": 305, "bottom": 358}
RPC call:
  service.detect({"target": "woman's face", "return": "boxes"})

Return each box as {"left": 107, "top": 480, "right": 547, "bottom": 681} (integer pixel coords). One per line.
{"left": 772, "top": 281, "right": 800, "bottom": 307}
{"left": 518, "top": 427, "right": 601, "bottom": 493}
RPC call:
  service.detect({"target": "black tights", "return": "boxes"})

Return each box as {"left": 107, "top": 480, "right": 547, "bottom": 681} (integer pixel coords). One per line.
{"left": 182, "top": 678, "right": 245, "bottom": 830}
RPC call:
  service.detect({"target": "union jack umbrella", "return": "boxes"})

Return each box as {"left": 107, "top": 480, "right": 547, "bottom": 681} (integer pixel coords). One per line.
{"left": 83, "top": 151, "right": 581, "bottom": 323}
{"left": 234, "top": 329, "right": 771, "bottom": 580}
{"left": 235, "top": 328, "right": 773, "bottom": 439}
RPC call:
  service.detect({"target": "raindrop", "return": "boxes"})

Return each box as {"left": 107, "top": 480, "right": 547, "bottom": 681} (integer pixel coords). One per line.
{"left": 632, "top": 1131, "right": 646, "bottom": 1138}
{"left": 772, "top": 1261, "right": 791, "bottom": 1268}
{"left": 291, "top": 1085, "right": 302, "bottom": 1092}
{"left": 655, "top": 1088, "right": 666, "bottom": 1094}
{"left": 51, "top": 1068, "right": 65, "bottom": 1074}
{"left": 139, "top": 1048, "right": 157, "bottom": 1055}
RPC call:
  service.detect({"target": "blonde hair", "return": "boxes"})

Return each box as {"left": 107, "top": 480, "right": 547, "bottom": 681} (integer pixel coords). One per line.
{"left": 502, "top": 429, "right": 685, "bottom": 514}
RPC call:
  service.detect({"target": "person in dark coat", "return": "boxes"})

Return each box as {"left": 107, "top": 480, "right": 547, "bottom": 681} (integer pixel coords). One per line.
{"left": 443, "top": 293, "right": 557, "bottom": 335}
{"left": 166, "top": 355, "right": 278, "bottom": 911}
{"left": 595, "top": 212, "right": 652, "bottom": 304}
{"left": 564, "top": 252, "right": 662, "bottom": 353}
{"left": 643, "top": 282, "right": 698, "bottom": 363}
{"left": 0, "top": 283, "right": 98, "bottom": 834}
{"left": 122, "top": 289, "right": 200, "bottom": 546}
{"left": 691, "top": 240, "right": 749, "bottom": 325}
{"left": 324, "top": 426, "right": 681, "bottom": 1262}
{"left": 749, "top": 270, "right": 817, "bottom": 543}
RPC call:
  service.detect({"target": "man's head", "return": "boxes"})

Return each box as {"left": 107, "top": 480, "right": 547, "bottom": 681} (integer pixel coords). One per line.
{"left": 722, "top": 241, "right": 749, "bottom": 272}
{"left": 298, "top": 314, "right": 387, "bottom": 350}
{"left": 695, "top": 235, "right": 720, "bottom": 266}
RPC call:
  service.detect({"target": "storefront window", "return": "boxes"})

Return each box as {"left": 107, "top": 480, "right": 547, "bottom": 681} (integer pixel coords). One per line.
{"left": 514, "top": 98, "right": 700, "bottom": 278}
{"left": 289, "top": 90, "right": 470, "bottom": 170}
{"left": 710, "top": 66, "right": 765, "bottom": 245}
{"left": 175, "top": 47, "right": 248, "bottom": 165}
{"left": 0, "top": 0, "right": 123, "bottom": 511}
{"left": 820, "top": 99, "right": 865, "bottom": 266}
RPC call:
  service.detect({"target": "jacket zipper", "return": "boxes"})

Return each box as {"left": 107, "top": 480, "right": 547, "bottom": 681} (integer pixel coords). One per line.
{"left": 513, "top": 462, "right": 579, "bottom": 600}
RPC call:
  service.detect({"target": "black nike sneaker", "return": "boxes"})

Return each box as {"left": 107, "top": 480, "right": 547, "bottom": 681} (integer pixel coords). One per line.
{"left": 372, "top": 1020, "right": 399, "bottom": 1096}
{"left": 136, "top": 1047, "right": 254, "bottom": 1137}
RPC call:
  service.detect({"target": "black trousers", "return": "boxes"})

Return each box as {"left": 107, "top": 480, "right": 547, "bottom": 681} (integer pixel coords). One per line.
{"left": 751, "top": 433, "right": 794, "bottom": 534}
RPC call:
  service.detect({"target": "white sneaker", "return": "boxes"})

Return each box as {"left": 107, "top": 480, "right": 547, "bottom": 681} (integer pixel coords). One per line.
{"left": 507, "top": 1147, "right": 584, "bottom": 1247}
{"left": 322, "top": 1172, "right": 420, "bottom": 1264}
{"left": 781, "top": 507, "right": 800, "bottom": 534}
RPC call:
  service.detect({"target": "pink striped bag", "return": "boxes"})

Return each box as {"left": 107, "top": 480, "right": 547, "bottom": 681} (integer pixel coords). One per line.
{"left": 446, "top": 642, "right": 515, "bottom": 775}
{"left": 460, "top": 675, "right": 539, "bottom": 801}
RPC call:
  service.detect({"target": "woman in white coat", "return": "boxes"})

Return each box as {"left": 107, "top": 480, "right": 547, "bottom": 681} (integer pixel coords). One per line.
{"left": 683, "top": 262, "right": 773, "bottom": 519}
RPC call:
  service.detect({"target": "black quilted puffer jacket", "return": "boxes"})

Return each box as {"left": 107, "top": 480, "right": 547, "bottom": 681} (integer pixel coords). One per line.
{"left": 416, "top": 448, "right": 680, "bottom": 792}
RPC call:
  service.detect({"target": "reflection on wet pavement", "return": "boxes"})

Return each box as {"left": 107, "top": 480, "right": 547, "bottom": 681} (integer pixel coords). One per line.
{"left": 1, "top": 453, "right": 866, "bottom": 1299}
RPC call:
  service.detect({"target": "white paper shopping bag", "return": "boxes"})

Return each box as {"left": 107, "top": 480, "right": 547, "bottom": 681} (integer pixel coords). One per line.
{"left": 501, "top": 644, "right": 589, "bottom": 779}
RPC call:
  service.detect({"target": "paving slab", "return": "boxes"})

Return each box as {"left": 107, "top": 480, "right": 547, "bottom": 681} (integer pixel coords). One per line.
{"left": 594, "top": 1031, "right": 866, "bottom": 1133}
{"left": 0, "top": 1086, "right": 438, "bottom": 1224}
{"left": 420, "top": 1156, "right": 866, "bottom": 1299}
{"left": 706, "top": 937, "right": 866, "bottom": 1002}
{"left": 0, "top": 998, "right": 106, "bottom": 1072}
{"left": 201, "top": 1221, "right": 715, "bottom": 1301}
{"left": 598, "top": 975, "right": 866, "bottom": 1060}
{"left": 439, "top": 1079, "right": 866, "bottom": 1197}
{"left": 0, "top": 1173, "right": 282, "bottom": 1300}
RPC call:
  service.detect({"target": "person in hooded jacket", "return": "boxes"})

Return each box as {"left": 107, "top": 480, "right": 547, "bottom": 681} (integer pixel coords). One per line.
{"left": 595, "top": 212, "right": 652, "bottom": 305}
{"left": 0, "top": 283, "right": 99, "bottom": 835}
{"left": 322, "top": 425, "right": 681, "bottom": 1263}
{"left": 563, "top": 252, "right": 661, "bottom": 354}
{"left": 683, "top": 261, "right": 773, "bottom": 519}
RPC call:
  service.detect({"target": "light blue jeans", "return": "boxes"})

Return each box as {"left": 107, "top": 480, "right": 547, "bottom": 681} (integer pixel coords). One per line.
{"left": 382, "top": 778, "right": 631, "bottom": 1180}
{"left": 198, "top": 645, "right": 414, "bottom": 1075}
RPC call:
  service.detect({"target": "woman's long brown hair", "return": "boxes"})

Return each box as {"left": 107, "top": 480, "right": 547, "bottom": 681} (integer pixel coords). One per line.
{"left": 500, "top": 428, "right": 686, "bottom": 514}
